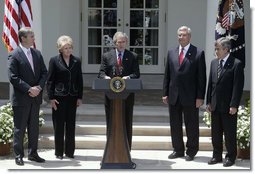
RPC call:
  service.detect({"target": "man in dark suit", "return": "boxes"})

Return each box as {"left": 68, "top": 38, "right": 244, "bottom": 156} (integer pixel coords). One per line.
{"left": 98, "top": 31, "right": 140, "bottom": 151}
{"left": 8, "top": 27, "right": 48, "bottom": 166}
{"left": 162, "top": 26, "right": 206, "bottom": 161}
{"left": 206, "top": 37, "right": 244, "bottom": 167}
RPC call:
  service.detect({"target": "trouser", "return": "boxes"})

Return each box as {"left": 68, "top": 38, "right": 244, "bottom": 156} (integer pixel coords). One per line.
{"left": 52, "top": 96, "right": 77, "bottom": 156}
{"left": 169, "top": 98, "right": 199, "bottom": 157}
{"left": 211, "top": 110, "right": 237, "bottom": 161}
{"left": 13, "top": 103, "right": 40, "bottom": 158}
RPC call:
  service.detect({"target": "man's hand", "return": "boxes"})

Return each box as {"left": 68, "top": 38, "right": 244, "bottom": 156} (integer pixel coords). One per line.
{"left": 206, "top": 104, "right": 212, "bottom": 112}
{"left": 196, "top": 99, "right": 204, "bottom": 108}
{"left": 50, "top": 99, "right": 59, "bottom": 111}
{"left": 77, "top": 99, "right": 82, "bottom": 107}
{"left": 162, "top": 96, "right": 168, "bottom": 105}
{"left": 104, "top": 76, "right": 111, "bottom": 79}
{"left": 122, "top": 76, "right": 130, "bottom": 79}
{"left": 229, "top": 107, "right": 237, "bottom": 115}
{"left": 28, "top": 86, "right": 41, "bottom": 97}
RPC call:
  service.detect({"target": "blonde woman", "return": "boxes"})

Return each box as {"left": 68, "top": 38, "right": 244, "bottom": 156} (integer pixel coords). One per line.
{"left": 47, "top": 35, "right": 83, "bottom": 159}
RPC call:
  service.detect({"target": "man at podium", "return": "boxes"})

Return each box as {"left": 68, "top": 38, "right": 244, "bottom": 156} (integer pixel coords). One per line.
{"left": 98, "top": 31, "right": 140, "bottom": 150}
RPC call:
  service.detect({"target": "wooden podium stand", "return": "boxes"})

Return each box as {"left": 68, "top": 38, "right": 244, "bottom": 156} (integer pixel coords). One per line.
{"left": 92, "top": 79, "right": 142, "bottom": 169}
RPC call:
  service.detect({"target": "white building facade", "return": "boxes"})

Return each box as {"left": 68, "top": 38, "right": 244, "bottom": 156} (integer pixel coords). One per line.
{"left": 0, "top": 0, "right": 251, "bottom": 91}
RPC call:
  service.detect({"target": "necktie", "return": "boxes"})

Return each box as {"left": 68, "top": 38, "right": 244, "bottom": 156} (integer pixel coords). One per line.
{"left": 27, "top": 50, "right": 34, "bottom": 72}
{"left": 217, "top": 59, "right": 224, "bottom": 78}
{"left": 117, "top": 52, "right": 122, "bottom": 66}
{"left": 179, "top": 47, "right": 184, "bottom": 65}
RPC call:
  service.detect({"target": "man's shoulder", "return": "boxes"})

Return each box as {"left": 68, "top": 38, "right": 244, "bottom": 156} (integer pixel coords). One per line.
{"left": 30, "top": 48, "right": 41, "bottom": 54}
{"left": 103, "top": 49, "right": 115, "bottom": 57}
{"left": 125, "top": 49, "right": 137, "bottom": 57}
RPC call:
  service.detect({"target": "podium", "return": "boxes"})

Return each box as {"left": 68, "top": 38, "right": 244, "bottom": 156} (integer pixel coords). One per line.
{"left": 92, "top": 78, "right": 142, "bottom": 169}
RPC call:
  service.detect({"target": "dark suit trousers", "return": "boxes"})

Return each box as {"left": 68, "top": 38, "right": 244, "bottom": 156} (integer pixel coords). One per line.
{"left": 105, "top": 93, "right": 134, "bottom": 150}
{"left": 13, "top": 103, "right": 40, "bottom": 158}
{"left": 52, "top": 96, "right": 77, "bottom": 156}
{"left": 169, "top": 99, "right": 199, "bottom": 157}
{"left": 211, "top": 110, "right": 237, "bottom": 161}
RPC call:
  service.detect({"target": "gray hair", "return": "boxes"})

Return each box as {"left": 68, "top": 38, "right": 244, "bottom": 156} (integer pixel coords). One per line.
{"left": 177, "top": 26, "right": 192, "bottom": 36}
{"left": 113, "top": 32, "right": 128, "bottom": 44}
{"left": 18, "top": 27, "right": 34, "bottom": 42}
{"left": 215, "top": 37, "right": 231, "bottom": 52}
{"left": 57, "top": 35, "right": 73, "bottom": 51}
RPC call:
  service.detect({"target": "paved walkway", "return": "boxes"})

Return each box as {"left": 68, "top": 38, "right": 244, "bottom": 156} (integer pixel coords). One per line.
{"left": 0, "top": 149, "right": 250, "bottom": 170}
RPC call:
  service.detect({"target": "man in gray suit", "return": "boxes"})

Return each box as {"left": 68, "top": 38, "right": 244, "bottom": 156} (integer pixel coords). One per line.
{"left": 8, "top": 27, "right": 48, "bottom": 166}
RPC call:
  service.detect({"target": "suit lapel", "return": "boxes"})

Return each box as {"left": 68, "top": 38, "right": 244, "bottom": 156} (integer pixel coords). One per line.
{"left": 122, "top": 49, "right": 130, "bottom": 67}
{"left": 30, "top": 49, "right": 37, "bottom": 76}
{"left": 217, "top": 56, "right": 234, "bottom": 82}
{"left": 179, "top": 45, "right": 194, "bottom": 69}
{"left": 111, "top": 49, "right": 117, "bottom": 65}
{"left": 174, "top": 47, "right": 180, "bottom": 68}
{"left": 18, "top": 47, "right": 35, "bottom": 75}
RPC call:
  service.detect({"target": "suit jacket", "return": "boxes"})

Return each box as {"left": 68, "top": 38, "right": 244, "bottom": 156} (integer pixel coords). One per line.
{"left": 47, "top": 54, "right": 83, "bottom": 100}
{"left": 8, "top": 46, "right": 48, "bottom": 106}
{"left": 163, "top": 44, "right": 206, "bottom": 106}
{"left": 98, "top": 49, "right": 140, "bottom": 79}
{"left": 206, "top": 55, "right": 244, "bottom": 113}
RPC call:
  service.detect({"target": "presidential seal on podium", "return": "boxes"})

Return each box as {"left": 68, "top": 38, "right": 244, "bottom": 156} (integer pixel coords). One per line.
{"left": 110, "top": 77, "right": 126, "bottom": 93}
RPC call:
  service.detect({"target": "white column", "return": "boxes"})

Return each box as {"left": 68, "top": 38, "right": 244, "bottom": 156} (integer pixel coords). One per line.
{"left": 205, "top": 0, "right": 218, "bottom": 78}
{"left": 31, "top": 0, "right": 42, "bottom": 51}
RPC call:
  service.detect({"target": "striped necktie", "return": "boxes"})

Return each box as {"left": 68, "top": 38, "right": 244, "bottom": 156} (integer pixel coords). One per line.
{"left": 217, "top": 59, "right": 224, "bottom": 78}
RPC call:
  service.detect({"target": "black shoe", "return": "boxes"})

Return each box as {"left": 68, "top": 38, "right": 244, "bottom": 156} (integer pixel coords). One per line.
{"left": 168, "top": 152, "right": 184, "bottom": 159}
{"left": 56, "top": 155, "right": 63, "bottom": 160}
{"left": 15, "top": 157, "right": 24, "bottom": 166}
{"left": 132, "top": 162, "right": 136, "bottom": 169}
{"left": 185, "top": 155, "right": 194, "bottom": 161}
{"left": 28, "top": 154, "right": 45, "bottom": 163}
{"left": 208, "top": 158, "right": 222, "bottom": 165}
{"left": 66, "top": 154, "right": 74, "bottom": 158}
{"left": 223, "top": 158, "right": 235, "bottom": 167}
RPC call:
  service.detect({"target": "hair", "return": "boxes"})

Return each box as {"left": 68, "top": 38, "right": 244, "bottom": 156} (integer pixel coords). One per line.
{"left": 177, "top": 26, "right": 192, "bottom": 36}
{"left": 18, "top": 27, "right": 34, "bottom": 43}
{"left": 113, "top": 32, "right": 128, "bottom": 45}
{"left": 215, "top": 37, "right": 231, "bottom": 52}
{"left": 56, "top": 35, "right": 73, "bottom": 52}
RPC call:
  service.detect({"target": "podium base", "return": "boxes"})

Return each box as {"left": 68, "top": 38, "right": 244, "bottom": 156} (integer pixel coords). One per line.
{"left": 101, "top": 162, "right": 135, "bottom": 169}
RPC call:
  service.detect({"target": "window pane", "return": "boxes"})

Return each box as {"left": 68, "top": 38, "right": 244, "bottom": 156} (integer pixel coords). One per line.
{"left": 88, "top": 47, "right": 101, "bottom": 64}
{"left": 145, "top": 29, "right": 158, "bottom": 46}
{"left": 88, "top": 10, "right": 101, "bottom": 27}
{"left": 145, "top": 48, "right": 158, "bottom": 65}
{"left": 88, "top": 29, "right": 101, "bottom": 45}
{"left": 145, "top": 0, "right": 159, "bottom": 8}
{"left": 130, "top": 0, "right": 143, "bottom": 8}
{"left": 88, "top": 0, "right": 102, "bottom": 7}
{"left": 130, "top": 48, "right": 143, "bottom": 65}
{"left": 130, "top": 29, "right": 143, "bottom": 46}
{"left": 104, "top": 0, "right": 117, "bottom": 8}
{"left": 104, "top": 10, "right": 117, "bottom": 27}
{"left": 130, "top": 10, "right": 143, "bottom": 27}
{"left": 145, "top": 10, "right": 159, "bottom": 27}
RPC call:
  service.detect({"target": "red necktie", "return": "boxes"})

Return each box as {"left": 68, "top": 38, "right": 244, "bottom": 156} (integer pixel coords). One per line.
{"left": 118, "top": 52, "right": 122, "bottom": 66}
{"left": 179, "top": 48, "right": 184, "bottom": 65}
